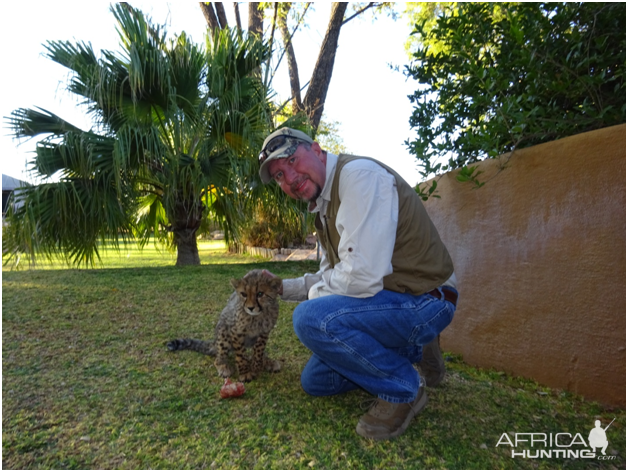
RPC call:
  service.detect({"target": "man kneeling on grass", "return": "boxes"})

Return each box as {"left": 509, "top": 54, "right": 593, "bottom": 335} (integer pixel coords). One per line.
{"left": 258, "top": 128, "right": 458, "bottom": 440}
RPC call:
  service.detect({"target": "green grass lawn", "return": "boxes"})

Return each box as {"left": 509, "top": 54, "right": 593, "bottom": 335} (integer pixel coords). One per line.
{"left": 2, "top": 242, "right": 625, "bottom": 469}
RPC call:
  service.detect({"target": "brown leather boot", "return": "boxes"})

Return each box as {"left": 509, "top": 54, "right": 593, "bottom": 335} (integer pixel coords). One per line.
{"left": 416, "top": 335, "right": 446, "bottom": 387}
{"left": 356, "top": 387, "right": 428, "bottom": 440}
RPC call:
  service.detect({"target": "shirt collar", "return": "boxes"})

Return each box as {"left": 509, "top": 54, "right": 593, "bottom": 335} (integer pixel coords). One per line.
{"left": 309, "top": 152, "right": 337, "bottom": 213}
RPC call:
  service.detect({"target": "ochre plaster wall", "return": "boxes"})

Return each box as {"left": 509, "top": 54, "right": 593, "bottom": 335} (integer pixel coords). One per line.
{"left": 423, "top": 124, "right": 626, "bottom": 407}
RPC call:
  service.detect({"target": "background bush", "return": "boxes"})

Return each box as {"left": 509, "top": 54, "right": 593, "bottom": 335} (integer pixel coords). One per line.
{"left": 239, "top": 184, "right": 313, "bottom": 249}
{"left": 405, "top": 2, "right": 626, "bottom": 178}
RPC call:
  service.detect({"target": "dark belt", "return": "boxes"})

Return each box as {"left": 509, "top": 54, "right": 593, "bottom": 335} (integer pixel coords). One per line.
{"left": 427, "top": 286, "right": 458, "bottom": 307}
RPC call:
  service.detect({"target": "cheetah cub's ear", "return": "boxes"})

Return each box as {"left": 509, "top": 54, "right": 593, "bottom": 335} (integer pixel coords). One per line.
{"left": 230, "top": 278, "right": 241, "bottom": 290}
{"left": 267, "top": 276, "right": 283, "bottom": 293}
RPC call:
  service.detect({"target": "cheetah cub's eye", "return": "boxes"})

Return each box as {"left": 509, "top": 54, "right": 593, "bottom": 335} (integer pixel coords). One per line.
{"left": 257, "top": 291, "right": 264, "bottom": 298}
{"left": 240, "top": 292, "right": 247, "bottom": 298}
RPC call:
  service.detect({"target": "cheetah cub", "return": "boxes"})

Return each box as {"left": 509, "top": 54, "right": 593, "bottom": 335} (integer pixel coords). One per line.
{"left": 167, "top": 270, "right": 282, "bottom": 382}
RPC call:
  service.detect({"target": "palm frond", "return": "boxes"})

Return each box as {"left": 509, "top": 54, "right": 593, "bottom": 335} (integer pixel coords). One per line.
{"left": 134, "top": 192, "right": 169, "bottom": 247}
{"left": 8, "top": 107, "right": 83, "bottom": 138}
{"left": 3, "top": 179, "right": 135, "bottom": 267}
{"left": 6, "top": 8, "right": 281, "bottom": 265}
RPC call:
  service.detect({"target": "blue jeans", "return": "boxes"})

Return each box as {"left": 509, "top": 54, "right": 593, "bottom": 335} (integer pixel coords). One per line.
{"left": 292, "top": 288, "right": 456, "bottom": 404}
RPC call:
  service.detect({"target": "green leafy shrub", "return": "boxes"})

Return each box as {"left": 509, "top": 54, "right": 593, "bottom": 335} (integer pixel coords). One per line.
{"left": 405, "top": 2, "right": 626, "bottom": 178}
{"left": 239, "top": 184, "right": 313, "bottom": 249}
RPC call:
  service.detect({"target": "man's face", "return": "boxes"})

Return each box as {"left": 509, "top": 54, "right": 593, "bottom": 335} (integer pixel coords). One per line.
{"left": 267, "top": 142, "right": 327, "bottom": 203}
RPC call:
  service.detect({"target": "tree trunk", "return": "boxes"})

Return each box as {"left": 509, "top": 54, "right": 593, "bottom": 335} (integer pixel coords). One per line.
{"left": 248, "top": 2, "right": 263, "bottom": 37}
{"left": 200, "top": 2, "right": 221, "bottom": 35}
{"left": 279, "top": 3, "right": 304, "bottom": 112}
{"left": 171, "top": 200, "right": 204, "bottom": 266}
{"left": 302, "top": 2, "right": 349, "bottom": 132}
{"left": 214, "top": 2, "right": 229, "bottom": 29}
{"left": 174, "top": 229, "right": 201, "bottom": 266}
{"left": 233, "top": 2, "right": 242, "bottom": 31}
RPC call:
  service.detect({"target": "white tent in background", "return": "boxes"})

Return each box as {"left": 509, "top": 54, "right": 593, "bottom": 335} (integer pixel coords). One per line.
{"left": 3, "top": 174, "right": 27, "bottom": 190}
{"left": 2, "top": 174, "right": 29, "bottom": 216}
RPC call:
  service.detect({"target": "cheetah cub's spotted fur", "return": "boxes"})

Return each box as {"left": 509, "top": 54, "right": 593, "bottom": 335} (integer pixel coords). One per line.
{"left": 167, "top": 270, "right": 282, "bottom": 382}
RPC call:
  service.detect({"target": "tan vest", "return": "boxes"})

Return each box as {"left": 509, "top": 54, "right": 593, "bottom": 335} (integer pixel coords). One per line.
{"left": 314, "top": 154, "right": 454, "bottom": 295}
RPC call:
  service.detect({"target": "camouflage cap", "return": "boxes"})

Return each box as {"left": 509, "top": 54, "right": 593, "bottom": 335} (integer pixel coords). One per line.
{"left": 258, "top": 128, "right": 314, "bottom": 184}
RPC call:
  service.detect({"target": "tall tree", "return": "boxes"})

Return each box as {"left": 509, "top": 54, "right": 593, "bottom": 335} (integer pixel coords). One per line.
{"left": 4, "top": 4, "right": 271, "bottom": 266}
{"left": 200, "top": 2, "right": 389, "bottom": 131}
{"left": 277, "top": 3, "right": 304, "bottom": 112}
{"left": 248, "top": 2, "right": 264, "bottom": 37}
{"left": 201, "top": 2, "right": 262, "bottom": 36}
{"left": 299, "top": 2, "right": 348, "bottom": 131}
{"left": 200, "top": 2, "right": 221, "bottom": 34}
{"left": 233, "top": 2, "right": 243, "bottom": 31}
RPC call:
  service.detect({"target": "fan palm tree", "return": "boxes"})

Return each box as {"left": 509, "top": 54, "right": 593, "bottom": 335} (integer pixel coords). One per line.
{"left": 4, "top": 4, "right": 272, "bottom": 266}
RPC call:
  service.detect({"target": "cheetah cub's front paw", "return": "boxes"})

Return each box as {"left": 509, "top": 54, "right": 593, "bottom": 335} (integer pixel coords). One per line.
{"left": 238, "top": 370, "right": 256, "bottom": 383}
{"left": 214, "top": 361, "right": 233, "bottom": 378}
{"left": 264, "top": 358, "right": 282, "bottom": 373}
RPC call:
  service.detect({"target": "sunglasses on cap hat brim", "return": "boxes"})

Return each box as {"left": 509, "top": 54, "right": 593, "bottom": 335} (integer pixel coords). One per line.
{"left": 258, "top": 135, "right": 310, "bottom": 165}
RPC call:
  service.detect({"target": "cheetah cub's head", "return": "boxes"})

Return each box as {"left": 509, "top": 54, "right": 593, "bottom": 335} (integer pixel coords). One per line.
{"left": 231, "top": 269, "right": 282, "bottom": 316}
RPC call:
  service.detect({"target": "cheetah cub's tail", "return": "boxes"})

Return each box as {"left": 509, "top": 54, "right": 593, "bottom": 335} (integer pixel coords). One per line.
{"left": 167, "top": 338, "right": 217, "bottom": 356}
